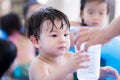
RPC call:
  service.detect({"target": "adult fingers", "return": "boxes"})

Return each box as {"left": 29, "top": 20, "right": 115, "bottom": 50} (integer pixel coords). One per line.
{"left": 75, "top": 35, "right": 89, "bottom": 50}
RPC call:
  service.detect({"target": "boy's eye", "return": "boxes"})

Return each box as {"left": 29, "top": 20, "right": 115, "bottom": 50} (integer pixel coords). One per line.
{"left": 51, "top": 35, "right": 57, "bottom": 37}
{"left": 88, "top": 11, "right": 94, "bottom": 15}
{"left": 99, "top": 12, "right": 104, "bottom": 15}
{"left": 64, "top": 33, "right": 69, "bottom": 37}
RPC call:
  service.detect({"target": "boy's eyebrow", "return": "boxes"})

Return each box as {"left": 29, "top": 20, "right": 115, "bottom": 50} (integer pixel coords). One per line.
{"left": 99, "top": 9, "right": 106, "bottom": 12}
{"left": 50, "top": 28, "right": 69, "bottom": 33}
{"left": 88, "top": 9, "right": 94, "bottom": 11}
{"left": 62, "top": 23, "right": 67, "bottom": 25}
{"left": 50, "top": 30, "right": 58, "bottom": 32}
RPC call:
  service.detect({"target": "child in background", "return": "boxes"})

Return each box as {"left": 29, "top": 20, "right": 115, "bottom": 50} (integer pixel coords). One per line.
{"left": 69, "top": 0, "right": 109, "bottom": 52}
{"left": 80, "top": 0, "right": 108, "bottom": 27}
{"left": 0, "top": 12, "right": 35, "bottom": 79}
{"left": 23, "top": 1, "right": 46, "bottom": 55}
{"left": 23, "top": 1, "right": 45, "bottom": 21}
{"left": 70, "top": 0, "right": 120, "bottom": 80}
{"left": 22, "top": 1, "right": 44, "bottom": 33}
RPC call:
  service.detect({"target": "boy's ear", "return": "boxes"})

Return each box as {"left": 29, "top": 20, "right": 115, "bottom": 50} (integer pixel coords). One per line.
{"left": 30, "top": 35, "right": 40, "bottom": 49}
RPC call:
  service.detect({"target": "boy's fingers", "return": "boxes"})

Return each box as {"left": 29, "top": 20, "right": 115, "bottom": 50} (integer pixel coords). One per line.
{"left": 75, "top": 50, "right": 84, "bottom": 55}
{"left": 78, "top": 58, "right": 90, "bottom": 63}
{"left": 79, "top": 27, "right": 89, "bottom": 32}
{"left": 76, "top": 54, "right": 90, "bottom": 60}
{"left": 78, "top": 65, "right": 89, "bottom": 68}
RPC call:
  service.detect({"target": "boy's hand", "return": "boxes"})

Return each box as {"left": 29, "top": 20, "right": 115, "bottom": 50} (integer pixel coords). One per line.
{"left": 99, "top": 66, "right": 119, "bottom": 80}
{"left": 65, "top": 50, "right": 90, "bottom": 73}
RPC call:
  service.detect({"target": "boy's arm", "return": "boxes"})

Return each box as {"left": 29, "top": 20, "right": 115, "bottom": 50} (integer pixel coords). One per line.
{"left": 29, "top": 51, "right": 90, "bottom": 80}
{"left": 29, "top": 60, "right": 70, "bottom": 80}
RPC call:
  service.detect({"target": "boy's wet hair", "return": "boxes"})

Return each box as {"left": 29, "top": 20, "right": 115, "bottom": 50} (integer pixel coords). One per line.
{"left": 80, "top": 0, "right": 109, "bottom": 25}
{"left": 25, "top": 7, "right": 70, "bottom": 40}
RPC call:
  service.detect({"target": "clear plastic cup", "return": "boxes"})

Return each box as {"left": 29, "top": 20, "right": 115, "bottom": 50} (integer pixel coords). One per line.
{"left": 70, "top": 27, "right": 101, "bottom": 80}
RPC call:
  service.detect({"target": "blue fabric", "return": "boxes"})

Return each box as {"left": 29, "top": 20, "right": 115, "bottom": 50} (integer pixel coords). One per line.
{"left": 20, "top": 26, "right": 25, "bottom": 34}
{"left": 69, "top": 46, "right": 76, "bottom": 53}
{"left": 101, "top": 36, "right": 120, "bottom": 80}
{"left": 0, "top": 29, "right": 8, "bottom": 39}
{"left": 12, "top": 64, "right": 30, "bottom": 80}
{"left": 73, "top": 72, "right": 78, "bottom": 80}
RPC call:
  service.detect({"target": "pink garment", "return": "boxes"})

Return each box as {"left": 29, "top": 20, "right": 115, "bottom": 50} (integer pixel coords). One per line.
{"left": 8, "top": 32, "right": 35, "bottom": 57}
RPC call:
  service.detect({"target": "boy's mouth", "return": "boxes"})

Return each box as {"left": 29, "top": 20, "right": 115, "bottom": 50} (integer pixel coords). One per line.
{"left": 92, "top": 22, "right": 99, "bottom": 26}
{"left": 58, "top": 46, "right": 67, "bottom": 50}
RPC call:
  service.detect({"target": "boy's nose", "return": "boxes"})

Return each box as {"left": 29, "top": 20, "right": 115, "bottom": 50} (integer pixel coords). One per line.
{"left": 58, "top": 36, "right": 66, "bottom": 43}
{"left": 93, "top": 14, "right": 100, "bottom": 20}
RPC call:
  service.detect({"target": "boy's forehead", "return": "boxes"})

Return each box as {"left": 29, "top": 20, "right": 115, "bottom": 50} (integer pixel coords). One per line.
{"left": 41, "top": 19, "right": 67, "bottom": 31}
{"left": 43, "top": 19, "right": 65, "bottom": 27}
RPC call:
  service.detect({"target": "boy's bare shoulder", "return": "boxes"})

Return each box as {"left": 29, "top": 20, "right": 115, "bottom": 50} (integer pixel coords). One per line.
{"left": 29, "top": 56, "right": 49, "bottom": 80}
{"left": 29, "top": 56, "right": 48, "bottom": 74}
{"left": 30, "top": 56, "right": 47, "bottom": 68}
{"left": 29, "top": 56, "right": 48, "bottom": 79}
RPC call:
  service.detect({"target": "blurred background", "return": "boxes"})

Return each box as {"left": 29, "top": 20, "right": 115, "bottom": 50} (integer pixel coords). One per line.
{"left": 0, "top": 0, "right": 120, "bottom": 23}
{"left": 0, "top": 0, "right": 120, "bottom": 80}
{"left": 0, "top": 0, "right": 80, "bottom": 21}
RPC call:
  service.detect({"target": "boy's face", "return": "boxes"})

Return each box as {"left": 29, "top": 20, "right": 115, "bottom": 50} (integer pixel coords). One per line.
{"left": 38, "top": 19, "right": 70, "bottom": 56}
{"left": 81, "top": 1, "right": 108, "bottom": 27}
